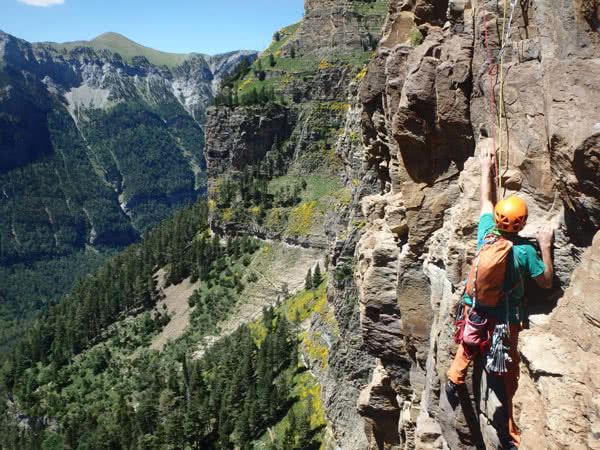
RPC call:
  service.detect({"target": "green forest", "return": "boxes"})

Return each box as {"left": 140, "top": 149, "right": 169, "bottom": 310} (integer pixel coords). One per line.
{"left": 0, "top": 66, "right": 207, "bottom": 353}
{"left": 0, "top": 198, "right": 327, "bottom": 449}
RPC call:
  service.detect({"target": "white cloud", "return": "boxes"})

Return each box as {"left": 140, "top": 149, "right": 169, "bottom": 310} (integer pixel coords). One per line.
{"left": 18, "top": 0, "right": 65, "bottom": 6}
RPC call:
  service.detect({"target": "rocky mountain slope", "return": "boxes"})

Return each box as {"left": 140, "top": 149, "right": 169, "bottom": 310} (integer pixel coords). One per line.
{"left": 353, "top": 0, "right": 600, "bottom": 448}
{"left": 203, "top": 1, "right": 389, "bottom": 448}
{"left": 0, "top": 29, "right": 255, "bottom": 346}
{"left": 0, "top": 30, "right": 256, "bottom": 231}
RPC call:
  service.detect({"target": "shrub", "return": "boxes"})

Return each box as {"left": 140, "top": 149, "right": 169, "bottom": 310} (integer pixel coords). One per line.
{"left": 334, "top": 263, "right": 353, "bottom": 288}
{"left": 408, "top": 27, "right": 424, "bottom": 46}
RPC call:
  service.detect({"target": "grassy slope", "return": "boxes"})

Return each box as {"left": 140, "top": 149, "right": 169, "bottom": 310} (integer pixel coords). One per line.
{"left": 46, "top": 32, "right": 191, "bottom": 68}
{"left": 208, "top": 241, "right": 325, "bottom": 339}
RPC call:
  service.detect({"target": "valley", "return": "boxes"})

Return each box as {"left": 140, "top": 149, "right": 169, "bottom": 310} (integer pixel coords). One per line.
{"left": 1, "top": 0, "right": 599, "bottom": 449}
{"left": 0, "top": 29, "right": 256, "bottom": 348}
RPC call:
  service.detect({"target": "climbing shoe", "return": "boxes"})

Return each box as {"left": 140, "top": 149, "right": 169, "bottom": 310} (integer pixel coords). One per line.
{"left": 445, "top": 379, "right": 463, "bottom": 409}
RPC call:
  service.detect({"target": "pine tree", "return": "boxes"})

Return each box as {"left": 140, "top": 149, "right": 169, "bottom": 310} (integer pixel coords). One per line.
{"left": 290, "top": 341, "right": 299, "bottom": 371}
{"left": 312, "top": 263, "right": 321, "bottom": 287}
{"left": 304, "top": 268, "right": 313, "bottom": 290}
{"left": 182, "top": 354, "right": 191, "bottom": 407}
{"left": 297, "top": 407, "right": 312, "bottom": 450}
{"left": 237, "top": 405, "right": 251, "bottom": 448}
{"left": 282, "top": 421, "right": 295, "bottom": 450}
{"left": 249, "top": 88, "right": 258, "bottom": 104}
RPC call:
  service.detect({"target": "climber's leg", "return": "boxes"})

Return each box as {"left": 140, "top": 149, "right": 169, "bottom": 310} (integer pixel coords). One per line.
{"left": 447, "top": 343, "right": 472, "bottom": 385}
{"left": 504, "top": 325, "right": 521, "bottom": 447}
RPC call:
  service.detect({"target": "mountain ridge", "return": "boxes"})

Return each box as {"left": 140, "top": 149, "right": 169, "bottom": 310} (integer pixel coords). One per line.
{"left": 35, "top": 30, "right": 258, "bottom": 69}
{"left": 0, "top": 27, "right": 257, "bottom": 350}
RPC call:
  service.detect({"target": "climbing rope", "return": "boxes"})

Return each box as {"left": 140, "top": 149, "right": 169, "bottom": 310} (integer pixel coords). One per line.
{"left": 480, "top": 0, "right": 500, "bottom": 190}
{"left": 497, "top": 0, "right": 518, "bottom": 193}
{"left": 498, "top": 0, "right": 518, "bottom": 61}
{"left": 480, "top": 0, "right": 518, "bottom": 194}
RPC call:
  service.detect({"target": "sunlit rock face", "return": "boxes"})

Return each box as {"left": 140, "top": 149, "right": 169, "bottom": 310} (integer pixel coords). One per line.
{"left": 353, "top": 0, "right": 600, "bottom": 448}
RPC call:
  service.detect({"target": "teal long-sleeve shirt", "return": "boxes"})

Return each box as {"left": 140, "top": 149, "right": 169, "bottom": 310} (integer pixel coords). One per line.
{"left": 463, "top": 213, "right": 545, "bottom": 324}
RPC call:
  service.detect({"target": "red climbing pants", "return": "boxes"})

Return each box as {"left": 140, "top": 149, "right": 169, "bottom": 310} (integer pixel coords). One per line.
{"left": 447, "top": 321, "right": 521, "bottom": 447}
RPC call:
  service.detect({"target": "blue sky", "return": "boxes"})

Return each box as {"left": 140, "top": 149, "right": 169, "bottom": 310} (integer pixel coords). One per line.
{"left": 1, "top": 0, "right": 305, "bottom": 55}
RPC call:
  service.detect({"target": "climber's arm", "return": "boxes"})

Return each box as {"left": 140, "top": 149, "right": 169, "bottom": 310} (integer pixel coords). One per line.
{"left": 533, "top": 225, "right": 554, "bottom": 289}
{"left": 480, "top": 150, "right": 496, "bottom": 216}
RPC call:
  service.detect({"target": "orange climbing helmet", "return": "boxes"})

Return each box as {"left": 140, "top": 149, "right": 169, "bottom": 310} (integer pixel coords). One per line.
{"left": 494, "top": 196, "right": 528, "bottom": 233}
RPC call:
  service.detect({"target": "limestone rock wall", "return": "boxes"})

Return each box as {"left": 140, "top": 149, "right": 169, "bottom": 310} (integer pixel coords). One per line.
{"left": 353, "top": 0, "right": 600, "bottom": 448}
{"left": 204, "top": 104, "right": 295, "bottom": 176}
{"left": 201, "top": 3, "right": 391, "bottom": 447}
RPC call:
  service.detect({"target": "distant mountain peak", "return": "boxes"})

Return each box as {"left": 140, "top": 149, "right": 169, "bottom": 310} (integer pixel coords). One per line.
{"left": 90, "top": 31, "right": 159, "bottom": 53}
{"left": 46, "top": 32, "right": 190, "bottom": 68}
{"left": 93, "top": 31, "right": 130, "bottom": 41}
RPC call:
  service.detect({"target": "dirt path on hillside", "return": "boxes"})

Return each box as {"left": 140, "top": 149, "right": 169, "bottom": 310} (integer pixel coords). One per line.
{"left": 150, "top": 270, "right": 199, "bottom": 351}
{"left": 149, "top": 243, "right": 325, "bottom": 354}
{"left": 196, "top": 243, "right": 325, "bottom": 356}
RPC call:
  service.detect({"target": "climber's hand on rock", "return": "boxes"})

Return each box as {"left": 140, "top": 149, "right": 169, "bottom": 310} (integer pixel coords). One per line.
{"left": 480, "top": 150, "right": 496, "bottom": 175}
{"left": 536, "top": 225, "right": 554, "bottom": 249}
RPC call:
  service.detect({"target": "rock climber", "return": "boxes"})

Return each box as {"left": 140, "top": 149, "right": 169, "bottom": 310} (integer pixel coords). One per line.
{"left": 446, "top": 149, "right": 554, "bottom": 449}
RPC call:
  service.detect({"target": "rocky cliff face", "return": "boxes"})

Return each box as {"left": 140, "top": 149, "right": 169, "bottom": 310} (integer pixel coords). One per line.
{"left": 291, "top": 0, "right": 387, "bottom": 59}
{"left": 204, "top": 104, "right": 296, "bottom": 176}
{"left": 203, "top": 0, "right": 388, "bottom": 250}
{"left": 353, "top": 0, "right": 600, "bottom": 449}
{"left": 202, "top": 1, "right": 389, "bottom": 448}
